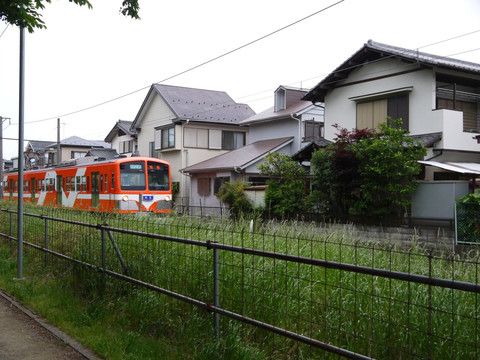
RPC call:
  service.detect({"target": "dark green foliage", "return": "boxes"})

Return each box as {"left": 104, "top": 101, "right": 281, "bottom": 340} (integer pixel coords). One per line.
{"left": 257, "top": 152, "right": 306, "bottom": 218}
{"left": 311, "top": 119, "right": 426, "bottom": 219}
{"left": 0, "top": 0, "right": 140, "bottom": 32}
{"left": 216, "top": 181, "right": 253, "bottom": 218}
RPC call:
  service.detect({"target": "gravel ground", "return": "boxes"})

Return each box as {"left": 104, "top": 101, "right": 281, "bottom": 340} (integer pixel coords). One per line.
{"left": 0, "top": 290, "right": 101, "bottom": 360}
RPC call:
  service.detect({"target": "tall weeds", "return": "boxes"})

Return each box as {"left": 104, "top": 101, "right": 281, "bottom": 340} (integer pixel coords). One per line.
{"left": 0, "top": 202, "right": 479, "bottom": 359}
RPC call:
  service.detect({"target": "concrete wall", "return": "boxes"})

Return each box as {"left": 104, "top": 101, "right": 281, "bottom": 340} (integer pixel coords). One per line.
{"left": 411, "top": 181, "right": 469, "bottom": 219}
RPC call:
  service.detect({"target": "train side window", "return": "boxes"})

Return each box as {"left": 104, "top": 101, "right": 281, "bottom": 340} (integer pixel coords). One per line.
{"left": 76, "top": 176, "right": 81, "bottom": 192}
{"left": 111, "top": 173, "right": 114, "bottom": 189}
{"left": 104, "top": 174, "right": 108, "bottom": 192}
{"left": 100, "top": 175, "right": 103, "bottom": 192}
{"left": 87, "top": 176, "right": 90, "bottom": 191}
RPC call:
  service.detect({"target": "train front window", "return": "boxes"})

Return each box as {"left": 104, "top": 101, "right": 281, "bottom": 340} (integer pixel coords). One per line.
{"left": 120, "top": 161, "right": 146, "bottom": 191}
{"left": 147, "top": 161, "right": 170, "bottom": 191}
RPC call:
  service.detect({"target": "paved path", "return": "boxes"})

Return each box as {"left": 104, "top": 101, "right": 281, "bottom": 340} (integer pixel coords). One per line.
{"left": 0, "top": 289, "right": 102, "bottom": 360}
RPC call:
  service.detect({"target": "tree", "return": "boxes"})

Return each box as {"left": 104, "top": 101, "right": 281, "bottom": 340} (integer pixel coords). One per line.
{"left": 0, "top": 0, "right": 140, "bottom": 33}
{"left": 216, "top": 181, "right": 253, "bottom": 219}
{"left": 310, "top": 119, "right": 426, "bottom": 219}
{"left": 257, "top": 152, "right": 306, "bottom": 218}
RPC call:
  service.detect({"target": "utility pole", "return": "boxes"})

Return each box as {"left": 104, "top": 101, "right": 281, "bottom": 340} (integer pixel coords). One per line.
{"left": 0, "top": 116, "right": 11, "bottom": 199}
{"left": 57, "top": 118, "right": 61, "bottom": 165}
{"left": 17, "top": 20, "right": 25, "bottom": 280}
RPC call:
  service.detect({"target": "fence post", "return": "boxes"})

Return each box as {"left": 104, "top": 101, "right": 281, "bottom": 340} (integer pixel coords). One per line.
{"left": 44, "top": 217, "right": 48, "bottom": 264}
{"left": 213, "top": 245, "right": 220, "bottom": 339}
{"left": 101, "top": 225, "right": 106, "bottom": 269}
{"left": 9, "top": 211, "right": 13, "bottom": 249}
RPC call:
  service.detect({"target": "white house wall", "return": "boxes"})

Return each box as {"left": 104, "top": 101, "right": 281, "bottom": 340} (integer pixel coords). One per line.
{"left": 111, "top": 133, "right": 136, "bottom": 157}
{"left": 249, "top": 118, "right": 299, "bottom": 152}
{"left": 136, "top": 95, "right": 176, "bottom": 157}
{"left": 324, "top": 59, "right": 436, "bottom": 140}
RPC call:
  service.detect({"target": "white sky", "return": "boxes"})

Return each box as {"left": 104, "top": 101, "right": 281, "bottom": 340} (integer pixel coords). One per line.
{"left": 0, "top": 0, "right": 479, "bottom": 159}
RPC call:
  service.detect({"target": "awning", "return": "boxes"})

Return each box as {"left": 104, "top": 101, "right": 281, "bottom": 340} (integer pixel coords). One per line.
{"left": 418, "top": 161, "right": 480, "bottom": 175}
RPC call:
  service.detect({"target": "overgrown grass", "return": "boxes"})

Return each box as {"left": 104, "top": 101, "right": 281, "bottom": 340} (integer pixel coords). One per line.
{"left": 0, "top": 201, "right": 479, "bottom": 359}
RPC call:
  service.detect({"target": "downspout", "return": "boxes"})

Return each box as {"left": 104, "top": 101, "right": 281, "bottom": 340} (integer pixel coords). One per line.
{"left": 290, "top": 114, "right": 302, "bottom": 151}
{"left": 182, "top": 119, "right": 190, "bottom": 205}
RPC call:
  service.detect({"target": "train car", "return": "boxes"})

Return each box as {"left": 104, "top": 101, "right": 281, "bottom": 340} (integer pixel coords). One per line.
{"left": 2, "top": 156, "right": 172, "bottom": 213}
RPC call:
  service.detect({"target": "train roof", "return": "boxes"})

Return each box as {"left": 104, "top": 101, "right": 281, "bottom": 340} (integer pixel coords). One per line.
{"left": 5, "top": 156, "right": 169, "bottom": 176}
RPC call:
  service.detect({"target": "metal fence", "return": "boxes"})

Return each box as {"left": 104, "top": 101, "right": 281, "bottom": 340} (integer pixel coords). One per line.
{"left": 456, "top": 201, "right": 480, "bottom": 244}
{"left": 1, "top": 205, "right": 479, "bottom": 359}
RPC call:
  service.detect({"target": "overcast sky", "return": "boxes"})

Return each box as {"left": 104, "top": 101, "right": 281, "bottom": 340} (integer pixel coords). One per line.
{"left": 0, "top": 0, "right": 479, "bottom": 159}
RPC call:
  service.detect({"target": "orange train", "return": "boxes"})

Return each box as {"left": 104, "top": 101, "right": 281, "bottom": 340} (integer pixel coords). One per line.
{"left": 2, "top": 156, "right": 173, "bottom": 213}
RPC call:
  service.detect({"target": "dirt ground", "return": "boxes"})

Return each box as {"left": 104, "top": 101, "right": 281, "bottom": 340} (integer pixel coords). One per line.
{"left": 0, "top": 291, "right": 101, "bottom": 360}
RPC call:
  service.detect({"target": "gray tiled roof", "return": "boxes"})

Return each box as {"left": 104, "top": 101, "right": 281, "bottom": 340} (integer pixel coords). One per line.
{"left": 240, "top": 101, "right": 314, "bottom": 125}
{"left": 304, "top": 40, "right": 480, "bottom": 102}
{"left": 156, "top": 84, "right": 255, "bottom": 124}
{"left": 367, "top": 40, "right": 480, "bottom": 73}
{"left": 117, "top": 120, "right": 136, "bottom": 136}
{"left": 408, "top": 132, "right": 442, "bottom": 147}
{"left": 26, "top": 140, "right": 55, "bottom": 152}
{"left": 134, "top": 84, "right": 255, "bottom": 129}
{"left": 86, "top": 148, "right": 119, "bottom": 159}
{"left": 181, "top": 137, "right": 294, "bottom": 174}
{"left": 104, "top": 120, "right": 137, "bottom": 142}
{"left": 47, "top": 136, "right": 111, "bottom": 149}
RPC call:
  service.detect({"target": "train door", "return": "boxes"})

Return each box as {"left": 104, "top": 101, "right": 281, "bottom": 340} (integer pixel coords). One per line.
{"left": 9, "top": 179, "right": 13, "bottom": 201}
{"left": 56, "top": 175, "right": 63, "bottom": 205}
{"left": 31, "top": 177, "right": 36, "bottom": 203}
{"left": 92, "top": 172, "right": 99, "bottom": 208}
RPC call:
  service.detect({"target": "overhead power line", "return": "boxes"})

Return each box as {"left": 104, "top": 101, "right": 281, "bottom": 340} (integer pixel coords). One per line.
{"left": 25, "top": 1, "right": 345, "bottom": 125}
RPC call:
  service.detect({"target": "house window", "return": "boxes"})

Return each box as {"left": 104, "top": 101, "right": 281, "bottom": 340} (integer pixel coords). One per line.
{"left": 304, "top": 120, "right": 323, "bottom": 141}
{"left": 214, "top": 177, "right": 230, "bottom": 194}
{"left": 119, "top": 140, "right": 133, "bottom": 154}
{"left": 222, "top": 131, "right": 245, "bottom": 150}
{"left": 71, "top": 151, "right": 86, "bottom": 159}
{"left": 162, "top": 127, "right": 175, "bottom": 149}
{"left": 356, "top": 94, "right": 409, "bottom": 130}
{"left": 184, "top": 127, "right": 209, "bottom": 148}
{"left": 197, "top": 178, "right": 211, "bottom": 196}
{"left": 149, "top": 142, "right": 156, "bottom": 157}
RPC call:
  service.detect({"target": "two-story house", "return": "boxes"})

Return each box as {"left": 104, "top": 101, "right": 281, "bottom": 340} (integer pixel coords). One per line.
{"left": 104, "top": 120, "right": 138, "bottom": 157}
{"left": 24, "top": 140, "right": 55, "bottom": 169}
{"left": 130, "top": 84, "right": 255, "bottom": 204}
{"left": 181, "top": 85, "right": 325, "bottom": 211}
{"left": 45, "top": 136, "right": 111, "bottom": 166}
{"left": 303, "top": 40, "right": 480, "bottom": 221}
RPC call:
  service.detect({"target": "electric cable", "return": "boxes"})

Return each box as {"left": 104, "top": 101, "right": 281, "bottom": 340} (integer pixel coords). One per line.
{"left": 24, "top": 1, "right": 345, "bottom": 124}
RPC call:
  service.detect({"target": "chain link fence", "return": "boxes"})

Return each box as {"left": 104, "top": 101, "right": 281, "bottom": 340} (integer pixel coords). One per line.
{"left": 456, "top": 201, "right": 480, "bottom": 244}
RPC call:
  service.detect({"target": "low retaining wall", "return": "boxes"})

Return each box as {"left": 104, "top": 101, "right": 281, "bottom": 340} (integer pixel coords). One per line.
{"left": 353, "top": 225, "right": 456, "bottom": 251}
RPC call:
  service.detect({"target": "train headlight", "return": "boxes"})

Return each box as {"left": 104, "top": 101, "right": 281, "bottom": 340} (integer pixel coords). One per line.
{"left": 122, "top": 195, "right": 129, "bottom": 202}
{"left": 165, "top": 195, "right": 171, "bottom": 201}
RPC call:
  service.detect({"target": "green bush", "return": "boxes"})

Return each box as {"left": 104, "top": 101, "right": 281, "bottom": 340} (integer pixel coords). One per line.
{"left": 216, "top": 181, "right": 253, "bottom": 219}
